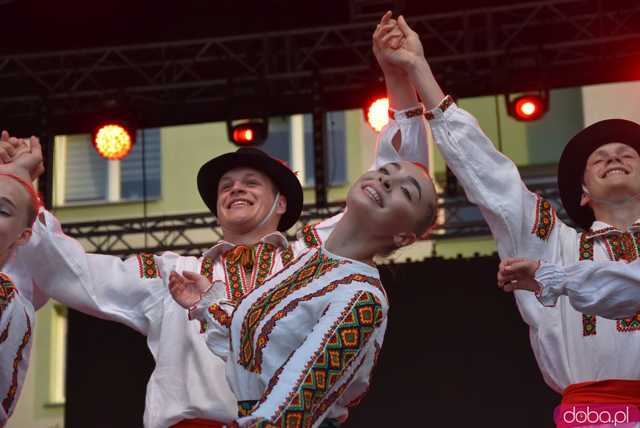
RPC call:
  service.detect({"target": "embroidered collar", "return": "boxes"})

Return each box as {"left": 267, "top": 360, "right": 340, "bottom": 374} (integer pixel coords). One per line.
{"left": 585, "top": 219, "right": 640, "bottom": 240}
{"left": 203, "top": 232, "right": 288, "bottom": 260}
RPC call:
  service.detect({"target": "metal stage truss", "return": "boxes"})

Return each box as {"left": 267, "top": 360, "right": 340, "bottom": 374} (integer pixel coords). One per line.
{"left": 61, "top": 180, "right": 570, "bottom": 258}
{"left": 2, "top": 0, "right": 640, "bottom": 134}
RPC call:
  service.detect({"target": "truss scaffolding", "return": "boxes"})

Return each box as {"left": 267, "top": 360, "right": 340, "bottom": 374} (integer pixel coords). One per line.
{"left": 1, "top": 0, "right": 640, "bottom": 133}
{"left": 61, "top": 181, "right": 569, "bottom": 258}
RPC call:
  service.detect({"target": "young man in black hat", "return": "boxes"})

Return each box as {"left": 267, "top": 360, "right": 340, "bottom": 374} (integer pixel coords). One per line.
{"left": 375, "top": 12, "right": 640, "bottom": 420}
{"left": 2, "top": 82, "right": 430, "bottom": 426}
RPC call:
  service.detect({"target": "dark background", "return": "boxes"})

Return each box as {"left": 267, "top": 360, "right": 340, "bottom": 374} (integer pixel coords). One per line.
{"left": 66, "top": 255, "right": 559, "bottom": 428}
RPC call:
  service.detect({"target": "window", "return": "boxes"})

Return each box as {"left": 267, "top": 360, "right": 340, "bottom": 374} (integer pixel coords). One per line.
{"left": 49, "top": 304, "right": 67, "bottom": 405}
{"left": 55, "top": 129, "right": 162, "bottom": 205}
{"left": 259, "top": 112, "right": 347, "bottom": 188}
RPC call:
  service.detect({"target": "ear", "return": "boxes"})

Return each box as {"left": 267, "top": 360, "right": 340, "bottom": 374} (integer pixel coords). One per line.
{"left": 392, "top": 232, "right": 416, "bottom": 249}
{"left": 579, "top": 187, "right": 591, "bottom": 207}
{"left": 13, "top": 228, "right": 32, "bottom": 247}
{"left": 275, "top": 194, "right": 287, "bottom": 216}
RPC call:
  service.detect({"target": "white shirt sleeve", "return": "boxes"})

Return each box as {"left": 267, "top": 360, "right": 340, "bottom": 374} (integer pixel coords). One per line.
{"left": 24, "top": 209, "right": 171, "bottom": 335}
{"left": 535, "top": 260, "right": 640, "bottom": 320}
{"left": 372, "top": 105, "right": 430, "bottom": 170}
{"left": 188, "top": 281, "right": 235, "bottom": 361}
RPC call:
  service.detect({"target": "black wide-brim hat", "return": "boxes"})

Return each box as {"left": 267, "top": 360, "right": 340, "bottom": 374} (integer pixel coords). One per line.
{"left": 558, "top": 118, "right": 640, "bottom": 230}
{"left": 197, "top": 147, "right": 303, "bottom": 231}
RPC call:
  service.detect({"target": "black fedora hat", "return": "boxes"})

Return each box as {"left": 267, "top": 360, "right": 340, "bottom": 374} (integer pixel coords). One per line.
{"left": 197, "top": 147, "right": 303, "bottom": 231}
{"left": 558, "top": 119, "right": 640, "bottom": 230}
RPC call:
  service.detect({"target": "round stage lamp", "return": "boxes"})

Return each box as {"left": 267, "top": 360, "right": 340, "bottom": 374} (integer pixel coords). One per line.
{"left": 510, "top": 95, "right": 547, "bottom": 122}
{"left": 366, "top": 97, "right": 390, "bottom": 132}
{"left": 92, "top": 123, "right": 134, "bottom": 160}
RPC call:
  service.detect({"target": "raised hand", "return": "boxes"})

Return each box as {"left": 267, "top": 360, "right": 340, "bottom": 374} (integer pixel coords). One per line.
{"left": 13, "top": 136, "right": 44, "bottom": 181}
{"left": 372, "top": 11, "right": 406, "bottom": 76}
{"left": 374, "top": 14, "right": 426, "bottom": 73}
{"left": 0, "top": 130, "right": 30, "bottom": 164}
{"left": 497, "top": 258, "right": 541, "bottom": 293}
{"left": 169, "top": 270, "right": 213, "bottom": 309}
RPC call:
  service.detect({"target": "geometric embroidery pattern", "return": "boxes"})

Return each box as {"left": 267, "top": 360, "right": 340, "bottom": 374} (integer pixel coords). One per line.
{"left": 617, "top": 313, "right": 640, "bottom": 332}
{"left": 0, "top": 273, "right": 17, "bottom": 317}
{"left": 582, "top": 314, "right": 597, "bottom": 337}
{"left": 208, "top": 303, "right": 232, "bottom": 328}
{"left": 200, "top": 256, "right": 214, "bottom": 282}
{"left": 269, "top": 291, "right": 382, "bottom": 428}
{"left": 301, "top": 224, "right": 322, "bottom": 249}
{"left": 136, "top": 253, "right": 161, "bottom": 279}
{"left": 579, "top": 232, "right": 597, "bottom": 336}
{"left": 252, "top": 274, "right": 382, "bottom": 374}
{"left": 224, "top": 243, "right": 277, "bottom": 303}
{"left": 531, "top": 195, "right": 556, "bottom": 241}
{"left": 253, "top": 244, "right": 276, "bottom": 290}
{"left": 2, "top": 311, "right": 31, "bottom": 414}
{"left": 388, "top": 105, "right": 425, "bottom": 121}
{"left": 281, "top": 244, "right": 295, "bottom": 269}
{"left": 238, "top": 251, "right": 347, "bottom": 372}
{"left": 423, "top": 95, "right": 455, "bottom": 120}
{"left": 581, "top": 229, "right": 640, "bottom": 334}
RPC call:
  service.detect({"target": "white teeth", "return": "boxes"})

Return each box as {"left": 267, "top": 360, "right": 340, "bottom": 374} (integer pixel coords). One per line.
{"left": 229, "top": 200, "right": 250, "bottom": 208}
{"left": 363, "top": 186, "right": 382, "bottom": 207}
{"left": 604, "top": 169, "right": 627, "bottom": 178}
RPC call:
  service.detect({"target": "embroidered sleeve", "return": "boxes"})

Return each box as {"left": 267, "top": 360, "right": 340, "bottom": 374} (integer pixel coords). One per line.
{"left": 21, "top": 209, "right": 171, "bottom": 335}
{"left": 235, "top": 290, "right": 386, "bottom": 428}
{"left": 535, "top": 259, "right": 640, "bottom": 320}
{"left": 189, "top": 281, "right": 235, "bottom": 361}
{"left": 427, "top": 100, "right": 571, "bottom": 259}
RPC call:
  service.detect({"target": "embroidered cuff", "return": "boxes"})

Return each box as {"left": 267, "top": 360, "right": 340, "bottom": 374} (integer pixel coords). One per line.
{"left": 187, "top": 284, "right": 219, "bottom": 322}
{"left": 424, "top": 95, "right": 455, "bottom": 120}
{"left": 388, "top": 104, "right": 425, "bottom": 123}
{"left": 534, "top": 262, "right": 568, "bottom": 307}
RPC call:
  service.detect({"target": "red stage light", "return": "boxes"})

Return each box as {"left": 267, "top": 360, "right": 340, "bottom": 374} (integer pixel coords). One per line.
{"left": 92, "top": 123, "right": 134, "bottom": 160}
{"left": 509, "top": 94, "right": 547, "bottom": 121}
{"left": 366, "top": 97, "right": 390, "bottom": 132}
{"left": 233, "top": 127, "right": 255, "bottom": 145}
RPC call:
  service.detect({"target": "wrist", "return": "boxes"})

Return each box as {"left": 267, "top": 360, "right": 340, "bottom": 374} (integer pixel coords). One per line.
{"left": 407, "top": 57, "right": 430, "bottom": 78}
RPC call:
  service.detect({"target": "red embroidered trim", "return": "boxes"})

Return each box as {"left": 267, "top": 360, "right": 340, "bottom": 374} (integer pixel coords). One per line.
{"left": 270, "top": 291, "right": 381, "bottom": 427}
{"left": 237, "top": 251, "right": 346, "bottom": 372}
{"left": 252, "top": 274, "right": 382, "bottom": 374}
{"left": 388, "top": 105, "right": 425, "bottom": 121}
{"left": 424, "top": 95, "right": 454, "bottom": 120}
{"left": 2, "top": 311, "right": 31, "bottom": 413}
{"left": 208, "top": 304, "right": 232, "bottom": 328}
{"left": 531, "top": 194, "right": 556, "bottom": 241}
{"left": 0, "top": 319, "right": 10, "bottom": 344}
{"left": 137, "top": 253, "right": 161, "bottom": 279}
{"left": 200, "top": 256, "right": 214, "bottom": 282}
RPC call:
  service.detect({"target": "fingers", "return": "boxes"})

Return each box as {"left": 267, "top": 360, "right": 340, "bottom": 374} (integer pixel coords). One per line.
{"left": 397, "top": 15, "right": 413, "bottom": 36}
{"left": 182, "top": 271, "right": 202, "bottom": 281}
{"left": 381, "top": 28, "right": 403, "bottom": 46}
{"left": 0, "top": 130, "right": 9, "bottom": 143}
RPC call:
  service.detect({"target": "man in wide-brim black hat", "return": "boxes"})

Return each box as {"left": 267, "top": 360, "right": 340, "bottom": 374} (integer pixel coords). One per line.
{"left": 197, "top": 147, "right": 303, "bottom": 245}
{"left": 380, "top": 13, "right": 640, "bottom": 420}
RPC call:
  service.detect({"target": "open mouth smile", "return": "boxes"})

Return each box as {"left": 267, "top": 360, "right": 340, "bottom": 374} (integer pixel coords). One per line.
{"left": 363, "top": 185, "right": 383, "bottom": 208}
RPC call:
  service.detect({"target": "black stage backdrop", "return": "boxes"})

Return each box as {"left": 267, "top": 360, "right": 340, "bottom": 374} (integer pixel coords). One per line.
{"left": 65, "top": 255, "right": 559, "bottom": 428}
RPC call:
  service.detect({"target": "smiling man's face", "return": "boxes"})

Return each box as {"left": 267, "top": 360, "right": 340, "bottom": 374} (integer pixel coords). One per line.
{"left": 581, "top": 142, "right": 640, "bottom": 206}
{"left": 216, "top": 167, "right": 280, "bottom": 234}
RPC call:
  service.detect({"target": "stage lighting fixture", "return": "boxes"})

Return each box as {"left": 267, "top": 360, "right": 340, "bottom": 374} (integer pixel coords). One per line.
{"left": 506, "top": 92, "right": 549, "bottom": 122}
{"left": 227, "top": 119, "right": 268, "bottom": 147}
{"left": 92, "top": 122, "right": 135, "bottom": 160}
{"left": 366, "top": 97, "right": 390, "bottom": 132}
